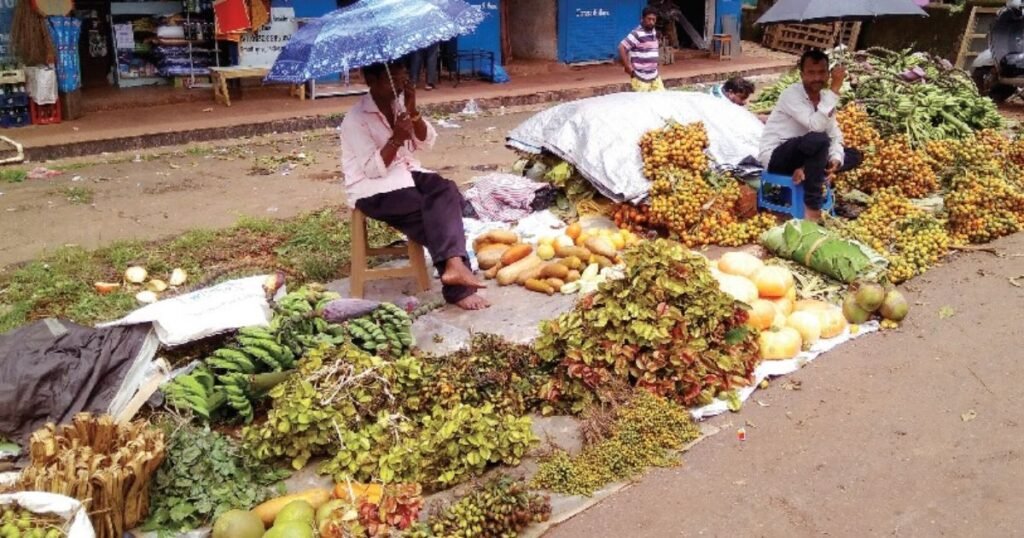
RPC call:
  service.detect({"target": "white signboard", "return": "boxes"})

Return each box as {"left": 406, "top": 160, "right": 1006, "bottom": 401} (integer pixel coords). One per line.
{"left": 238, "top": 6, "right": 297, "bottom": 67}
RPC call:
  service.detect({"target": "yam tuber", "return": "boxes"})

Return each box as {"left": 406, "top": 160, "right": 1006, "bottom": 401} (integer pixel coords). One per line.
{"left": 516, "top": 265, "right": 545, "bottom": 286}
{"left": 540, "top": 262, "right": 570, "bottom": 280}
{"left": 524, "top": 278, "right": 555, "bottom": 295}
{"left": 496, "top": 254, "right": 543, "bottom": 286}
{"left": 584, "top": 236, "right": 617, "bottom": 258}
{"left": 501, "top": 244, "right": 534, "bottom": 265}
{"left": 477, "top": 244, "right": 510, "bottom": 270}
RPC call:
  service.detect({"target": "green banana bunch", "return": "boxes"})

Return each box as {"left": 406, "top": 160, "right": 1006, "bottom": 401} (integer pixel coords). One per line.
{"left": 163, "top": 368, "right": 216, "bottom": 419}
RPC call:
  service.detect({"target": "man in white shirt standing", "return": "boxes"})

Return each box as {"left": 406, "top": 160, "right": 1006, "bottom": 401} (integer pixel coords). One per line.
{"left": 759, "top": 50, "right": 863, "bottom": 221}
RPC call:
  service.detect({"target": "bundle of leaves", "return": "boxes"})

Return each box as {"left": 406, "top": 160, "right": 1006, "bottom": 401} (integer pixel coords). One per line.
{"left": 531, "top": 391, "right": 700, "bottom": 496}
{"left": 535, "top": 239, "right": 760, "bottom": 412}
{"left": 144, "top": 423, "right": 288, "bottom": 533}
{"left": 422, "top": 333, "right": 549, "bottom": 416}
{"left": 242, "top": 343, "right": 537, "bottom": 491}
{"left": 404, "top": 475, "right": 551, "bottom": 538}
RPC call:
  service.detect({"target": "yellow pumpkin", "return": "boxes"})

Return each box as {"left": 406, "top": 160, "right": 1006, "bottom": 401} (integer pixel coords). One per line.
{"left": 794, "top": 300, "right": 848, "bottom": 340}
{"left": 758, "top": 327, "right": 803, "bottom": 360}
{"left": 771, "top": 309, "right": 787, "bottom": 330}
{"left": 752, "top": 266, "right": 795, "bottom": 298}
{"left": 746, "top": 299, "right": 777, "bottom": 330}
{"left": 786, "top": 311, "right": 822, "bottom": 347}
{"left": 718, "top": 252, "right": 765, "bottom": 279}
{"left": 768, "top": 295, "right": 795, "bottom": 316}
{"left": 716, "top": 273, "right": 759, "bottom": 304}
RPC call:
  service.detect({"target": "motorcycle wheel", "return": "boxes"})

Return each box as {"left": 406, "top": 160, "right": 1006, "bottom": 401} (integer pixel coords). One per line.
{"left": 972, "top": 66, "right": 1016, "bottom": 103}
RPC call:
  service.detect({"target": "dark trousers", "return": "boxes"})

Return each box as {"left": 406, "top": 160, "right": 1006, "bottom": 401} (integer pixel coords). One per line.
{"left": 410, "top": 43, "right": 440, "bottom": 87}
{"left": 355, "top": 172, "right": 473, "bottom": 304}
{"left": 767, "top": 132, "right": 863, "bottom": 210}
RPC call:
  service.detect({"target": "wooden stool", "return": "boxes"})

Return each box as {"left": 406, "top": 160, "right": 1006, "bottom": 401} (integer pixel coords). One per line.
{"left": 349, "top": 209, "right": 431, "bottom": 299}
{"left": 710, "top": 34, "right": 733, "bottom": 61}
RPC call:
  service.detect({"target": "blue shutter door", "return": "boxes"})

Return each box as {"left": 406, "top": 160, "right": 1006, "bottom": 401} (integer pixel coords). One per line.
{"left": 558, "top": 0, "right": 646, "bottom": 64}
{"left": 457, "top": 0, "right": 502, "bottom": 72}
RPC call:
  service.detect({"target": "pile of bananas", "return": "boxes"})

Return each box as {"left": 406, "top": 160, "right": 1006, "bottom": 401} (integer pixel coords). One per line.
{"left": 841, "top": 188, "right": 951, "bottom": 283}
{"left": 749, "top": 70, "right": 799, "bottom": 114}
{"left": 345, "top": 302, "right": 413, "bottom": 357}
{"left": 643, "top": 122, "right": 775, "bottom": 247}
{"left": 163, "top": 368, "right": 217, "bottom": 420}
{"left": 404, "top": 475, "right": 551, "bottom": 538}
{"left": 855, "top": 136, "right": 938, "bottom": 198}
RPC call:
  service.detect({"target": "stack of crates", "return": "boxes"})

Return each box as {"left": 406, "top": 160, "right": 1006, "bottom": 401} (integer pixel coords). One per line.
{"left": 0, "top": 68, "right": 30, "bottom": 128}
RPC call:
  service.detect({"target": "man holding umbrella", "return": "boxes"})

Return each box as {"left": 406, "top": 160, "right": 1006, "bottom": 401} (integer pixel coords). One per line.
{"left": 341, "top": 60, "right": 489, "bottom": 310}
{"left": 759, "top": 50, "right": 863, "bottom": 221}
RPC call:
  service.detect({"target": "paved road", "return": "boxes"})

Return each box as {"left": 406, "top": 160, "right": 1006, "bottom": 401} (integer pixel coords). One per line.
{"left": 547, "top": 233, "right": 1024, "bottom": 538}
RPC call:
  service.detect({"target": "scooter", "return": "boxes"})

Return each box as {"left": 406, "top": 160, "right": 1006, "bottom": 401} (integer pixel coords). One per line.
{"left": 972, "top": 0, "right": 1024, "bottom": 103}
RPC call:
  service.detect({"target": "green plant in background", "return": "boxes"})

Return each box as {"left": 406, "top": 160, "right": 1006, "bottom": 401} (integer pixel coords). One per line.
{"left": 0, "top": 169, "right": 26, "bottom": 183}
{"left": 143, "top": 422, "right": 289, "bottom": 533}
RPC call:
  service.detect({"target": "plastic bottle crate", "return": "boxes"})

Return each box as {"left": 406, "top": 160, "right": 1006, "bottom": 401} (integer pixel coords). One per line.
{"left": 1, "top": 93, "right": 29, "bottom": 108}
{"left": 0, "top": 108, "right": 31, "bottom": 128}
{"left": 30, "top": 99, "right": 61, "bottom": 125}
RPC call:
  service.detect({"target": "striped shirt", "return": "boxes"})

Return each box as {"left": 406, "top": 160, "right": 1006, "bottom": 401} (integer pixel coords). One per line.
{"left": 621, "top": 26, "right": 659, "bottom": 82}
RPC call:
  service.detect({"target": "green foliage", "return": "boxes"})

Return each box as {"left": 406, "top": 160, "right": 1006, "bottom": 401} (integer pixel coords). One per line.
{"left": 0, "top": 168, "right": 27, "bottom": 183}
{"left": 144, "top": 423, "right": 288, "bottom": 533}
{"left": 404, "top": 475, "right": 551, "bottom": 538}
{"left": 531, "top": 391, "right": 700, "bottom": 496}
{"left": 535, "top": 238, "right": 760, "bottom": 410}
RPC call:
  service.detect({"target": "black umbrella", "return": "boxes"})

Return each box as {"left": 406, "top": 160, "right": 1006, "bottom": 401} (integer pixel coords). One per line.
{"left": 756, "top": 0, "right": 928, "bottom": 25}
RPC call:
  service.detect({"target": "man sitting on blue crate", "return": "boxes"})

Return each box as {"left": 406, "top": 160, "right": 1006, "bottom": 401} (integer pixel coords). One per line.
{"left": 759, "top": 50, "right": 863, "bottom": 221}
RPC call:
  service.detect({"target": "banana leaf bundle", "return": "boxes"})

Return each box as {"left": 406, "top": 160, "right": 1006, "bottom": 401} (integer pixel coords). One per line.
{"left": 760, "top": 219, "right": 887, "bottom": 283}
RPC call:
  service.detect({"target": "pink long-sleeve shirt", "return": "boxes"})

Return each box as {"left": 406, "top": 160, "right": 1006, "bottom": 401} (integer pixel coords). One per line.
{"left": 340, "top": 93, "right": 438, "bottom": 206}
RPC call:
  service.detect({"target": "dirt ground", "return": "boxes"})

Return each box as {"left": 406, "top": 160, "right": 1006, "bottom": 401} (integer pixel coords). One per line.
{"left": 0, "top": 107, "right": 537, "bottom": 266}
{"left": 547, "top": 232, "right": 1024, "bottom": 538}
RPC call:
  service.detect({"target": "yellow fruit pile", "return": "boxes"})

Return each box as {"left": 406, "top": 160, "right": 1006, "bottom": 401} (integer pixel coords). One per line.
{"left": 642, "top": 122, "right": 775, "bottom": 247}
{"left": 844, "top": 188, "right": 950, "bottom": 283}
{"left": 945, "top": 170, "right": 1024, "bottom": 244}
{"left": 856, "top": 136, "right": 938, "bottom": 198}
{"left": 837, "top": 105, "right": 881, "bottom": 151}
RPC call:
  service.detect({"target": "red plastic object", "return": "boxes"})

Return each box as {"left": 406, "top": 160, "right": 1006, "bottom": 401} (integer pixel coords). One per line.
{"left": 30, "top": 99, "right": 62, "bottom": 125}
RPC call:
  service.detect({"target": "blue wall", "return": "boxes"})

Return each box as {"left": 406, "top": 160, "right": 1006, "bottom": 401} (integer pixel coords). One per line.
{"left": 0, "top": 0, "right": 13, "bottom": 60}
{"left": 715, "top": 0, "right": 743, "bottom": 34}
{"left": 558, "top": 0, "right": 646, "bottom": 64}
{"left": 457, "top": 0, "right": 502, "bottom": 64}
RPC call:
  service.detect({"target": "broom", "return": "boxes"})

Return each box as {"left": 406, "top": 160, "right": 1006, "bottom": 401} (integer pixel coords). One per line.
{"left": 10, "top": 0, "right": 55, "bottom": 65}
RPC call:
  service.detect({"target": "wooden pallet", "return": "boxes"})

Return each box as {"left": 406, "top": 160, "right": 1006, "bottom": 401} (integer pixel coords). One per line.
{"left": 762, "top": 21, "right": 862, "bottom": 55}
{"left": 955, "top": 5, "right": 1001, "bottom": 70}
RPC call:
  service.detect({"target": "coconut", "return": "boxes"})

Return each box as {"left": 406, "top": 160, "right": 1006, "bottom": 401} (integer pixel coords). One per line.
{"left": 879, "top": 290, "right": 909, "bottom": 322}
{"left": 843, "top": 295, "right": 871, "bottom": 324}
{"left": 854, "top": 282, "right": 885, "bottom": 312}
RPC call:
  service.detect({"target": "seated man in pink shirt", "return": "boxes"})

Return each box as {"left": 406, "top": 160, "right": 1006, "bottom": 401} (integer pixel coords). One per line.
{"left": 341, "top": 60, "right": 488, "bottom": 310}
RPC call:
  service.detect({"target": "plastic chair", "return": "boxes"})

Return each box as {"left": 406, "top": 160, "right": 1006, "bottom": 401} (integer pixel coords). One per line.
{"left": 757, "top": 172, "right": 835, "bottom": 219}
{"left": 349, "top": 209, "right": 431, "bottom": 299}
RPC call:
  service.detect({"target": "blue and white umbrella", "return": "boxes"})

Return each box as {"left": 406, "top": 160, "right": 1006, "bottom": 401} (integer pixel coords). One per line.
{"left": 266, "top": 0, "right": 485, "bottom": 84}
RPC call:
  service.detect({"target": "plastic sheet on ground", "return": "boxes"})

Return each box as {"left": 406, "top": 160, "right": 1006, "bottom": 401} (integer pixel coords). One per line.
{"left": 0, "top": 492, "right": 95, "bottom": 537}
{"left": 99, "top": 276, "right": 273, "bottom": 347}
{"left": 691, "top": 321, "right": 880, "bottom": 420}
{"left": 507, "top": 91, "right": 765, "bottom": 203}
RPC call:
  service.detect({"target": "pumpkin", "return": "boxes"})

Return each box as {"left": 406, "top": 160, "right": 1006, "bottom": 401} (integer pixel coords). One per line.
{"left": 718, "top": 252, "right": 765, "bottom": 279}
{"left": 786, "top": 311, "right": 822, "bottom": 347}
{"left": 752, "top": 265, "right": 795, "bottom": 298}
{"left": 746, "top": 299, "right": 777, "bottom": 330}
{"left": 715, "top": 273, "right": 759, "bottom": 304}
{"left": 793, "top": 300, "right": 847, "bottom": 340}
{"left": 758, "top": 327, "right": 802, "bottom": 360}
{"left": 771, "top": 309, "right": 787, "bottom": 330}
{"left": 768, "top": 295, "right": 795, "bottom": 316}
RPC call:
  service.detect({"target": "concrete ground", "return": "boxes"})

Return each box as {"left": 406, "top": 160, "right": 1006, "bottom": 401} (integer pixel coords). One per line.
{"left": 7, "top": 47, "right": 794, "bottom": 160}
{"left": 546, "top": 233, "right": 1024, "bottom": 538}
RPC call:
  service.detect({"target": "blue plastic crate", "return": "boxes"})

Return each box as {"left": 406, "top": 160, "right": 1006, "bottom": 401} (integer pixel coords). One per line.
{"left": 0, "top": 93, "right": 29, "bottom": 108}
{"left": 0, "top": 109, "right": 31, "bottom": 128}
{"left": 757, "top": 172, "right": 834, "bottom": 219}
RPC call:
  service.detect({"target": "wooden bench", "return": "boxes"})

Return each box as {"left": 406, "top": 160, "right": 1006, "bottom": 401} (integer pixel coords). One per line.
{"left": 210, "top": 66, "right": 306, "bottom": 106}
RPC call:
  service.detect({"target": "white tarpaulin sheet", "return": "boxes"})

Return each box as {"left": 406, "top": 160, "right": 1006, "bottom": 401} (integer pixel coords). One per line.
{"left": 507, "top": 91, "right": 765, "bottom": 203}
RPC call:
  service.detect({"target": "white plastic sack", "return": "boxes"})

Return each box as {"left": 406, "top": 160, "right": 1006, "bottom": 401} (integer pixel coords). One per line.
{"left": 507, "top": 91, "right": 765, "bottom": 203}
{"left": 0, "top": 492, "right": 95, "bottom": 538}
{"left": 25, "top": 66, "right": 58, "bottom": 105}
{"left": 98, "top": 276, "right": 273, "bottom": 347}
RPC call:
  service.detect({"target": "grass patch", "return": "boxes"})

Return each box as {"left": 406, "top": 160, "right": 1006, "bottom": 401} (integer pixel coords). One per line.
{"left": 0, "top": 169, "right": 27, "bottom": 183}
{"left": 184, "top": 145, "right": 213, "bottom": 157}
{"left": 55, "top": 186, "right": 95, "bottom": 205}
{"left": 52, "top": 162, "right": 92, "bottom": 172}
{"left": 0, "top": 207, "right": 403, "bottom": 334}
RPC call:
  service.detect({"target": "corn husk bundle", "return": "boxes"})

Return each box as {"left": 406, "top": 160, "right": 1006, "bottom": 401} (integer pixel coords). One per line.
{"left": 18, "top": 413, "right": 166, "bottom": 538}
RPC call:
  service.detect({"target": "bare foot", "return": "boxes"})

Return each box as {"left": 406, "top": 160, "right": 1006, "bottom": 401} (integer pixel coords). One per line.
{"left": 455, "top": 293, "right": 491, "bottom": 310}
{"left": 441, "top": 257, "right": 486, "bottom": 289}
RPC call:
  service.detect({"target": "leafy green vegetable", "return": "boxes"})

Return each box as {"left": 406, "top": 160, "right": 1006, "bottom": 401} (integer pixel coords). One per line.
{"left": 144, "top": 422, "right": 289, "bottom": 533}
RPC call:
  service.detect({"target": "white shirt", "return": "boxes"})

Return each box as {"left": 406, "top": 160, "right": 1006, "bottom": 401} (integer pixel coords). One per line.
{"left": 758, "top": 84, "right": 844, "bottom": 168}
{"left": 340, "top": 94, "right": 438, "bottom": 206}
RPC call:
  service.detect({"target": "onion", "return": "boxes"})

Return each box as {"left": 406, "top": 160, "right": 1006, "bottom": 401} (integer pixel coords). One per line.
{"left": 124, "top": 266, "right": 148, "bottom": 284}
